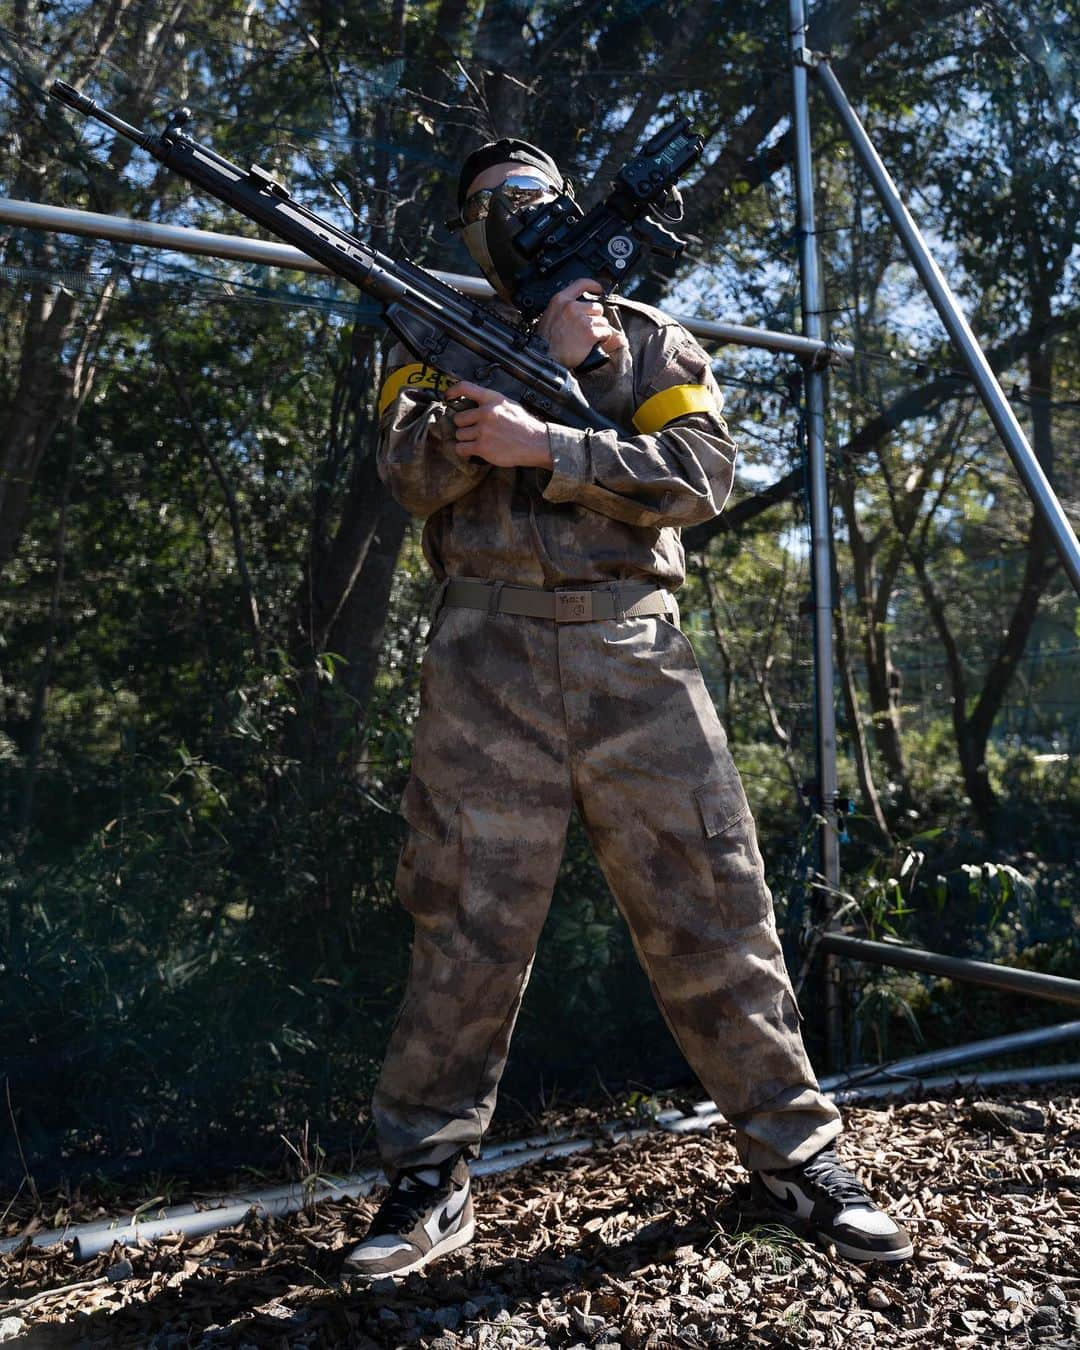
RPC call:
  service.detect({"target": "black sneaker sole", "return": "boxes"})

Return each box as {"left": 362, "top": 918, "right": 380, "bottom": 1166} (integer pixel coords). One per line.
{"left": 827, "top": 1232, "right": 914, "bottom": 1264}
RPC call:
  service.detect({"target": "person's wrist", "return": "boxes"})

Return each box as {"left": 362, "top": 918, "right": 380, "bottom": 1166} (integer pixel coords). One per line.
{"left": 523, "top": 425, "right": 553, "bottom": 469}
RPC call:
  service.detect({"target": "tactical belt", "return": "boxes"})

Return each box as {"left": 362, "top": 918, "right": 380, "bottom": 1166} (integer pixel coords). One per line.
{"left": 440, "top": 577, "right": 672, "bottom": 624}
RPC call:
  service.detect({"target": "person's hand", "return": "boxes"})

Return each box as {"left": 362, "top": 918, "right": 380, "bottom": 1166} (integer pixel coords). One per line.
{"left": 446, "top": 381, "right": 554, "bottom": 469}
{"left": 534, "top": 278, "right": 628, "bottom": 370}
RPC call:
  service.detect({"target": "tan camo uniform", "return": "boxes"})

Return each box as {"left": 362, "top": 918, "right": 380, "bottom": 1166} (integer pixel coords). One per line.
{"left": 372, "top": 295, "right": 842, "bottom": 1175}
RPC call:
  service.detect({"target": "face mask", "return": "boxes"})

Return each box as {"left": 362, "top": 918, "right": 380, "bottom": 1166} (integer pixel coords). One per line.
{"left": 458, "top": 173, "right": 565, "bottom": 300}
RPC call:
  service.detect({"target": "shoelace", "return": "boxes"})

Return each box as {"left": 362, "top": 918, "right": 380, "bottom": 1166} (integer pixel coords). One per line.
{"left": 373, "top": 1167, "right": 454, "bottom": 1235}
{"left": 797, "top": 1148, "right": 873, "bottom": 1208}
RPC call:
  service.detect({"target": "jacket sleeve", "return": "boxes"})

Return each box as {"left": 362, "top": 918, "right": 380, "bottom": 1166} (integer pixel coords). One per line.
{"left": 376, "top": 347, "right": 491, "bottom": 518}
{"left": 540, "top": 322, "right": 737, "bottom": 528}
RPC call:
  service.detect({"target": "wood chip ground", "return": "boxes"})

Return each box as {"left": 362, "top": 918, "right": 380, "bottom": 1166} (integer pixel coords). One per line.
{"left": 2, "top": 1091, "right": 1078, "bottom": 1348}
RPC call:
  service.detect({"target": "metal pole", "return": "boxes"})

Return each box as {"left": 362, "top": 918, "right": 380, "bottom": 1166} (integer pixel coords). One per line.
{"left": 19, "top": 1040, "right": 1078, "bottom": 1257}
{"left": 807, "top": 56, "right": 1080, "bottom": 597}
{"left": 822, "top": 1017, "right": 1080, "bottom": 1089}
{"left": 819, "top": 932, "right": 1080, "bottom": 1007}
{"left": 10, "top": 1018, "right": 1075, "bottom": 1257}
{"left": 0, "top": 196, "right": 851, "bottom": 361}
{"left": 790, "top": 0, "right": 843, "bottom": 1066}
{"left": 673, "top": 1016, "right": 1080, "bottom": 1128}
{"left": 827, "top": 1062, "right": 1080, "bottom": 1104}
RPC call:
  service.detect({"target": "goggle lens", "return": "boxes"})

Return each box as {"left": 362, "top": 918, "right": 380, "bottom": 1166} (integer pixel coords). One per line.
{"left": 461, "top": 173, "right": 558, "bottom": 226}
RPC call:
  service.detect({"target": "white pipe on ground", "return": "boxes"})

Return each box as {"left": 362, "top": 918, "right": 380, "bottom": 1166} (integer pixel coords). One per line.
{"left": 2, "top": 1129, "right": 650, "bottom": 1262}
{"left": 5, "top": 1063, "right": 1075, "bottom": 1261}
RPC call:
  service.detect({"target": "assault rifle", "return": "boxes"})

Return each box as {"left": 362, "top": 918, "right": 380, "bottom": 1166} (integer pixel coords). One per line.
{"left": 50, "top": 82, "right": 700, "bottom": 434}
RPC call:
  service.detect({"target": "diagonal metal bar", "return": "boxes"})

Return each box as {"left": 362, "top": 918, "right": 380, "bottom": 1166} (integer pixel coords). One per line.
{"left": 10, "top": 1039, "right": 1076, "bottom": 1258}
{"left": 670, "top": 1018, "right": 1080, "bottom": 1131}
{"left": 818, "top": 932, "right": 1080, "bottom": 1007}
{"left": 807, "top": 55, "right": 1080, "bottom": 596}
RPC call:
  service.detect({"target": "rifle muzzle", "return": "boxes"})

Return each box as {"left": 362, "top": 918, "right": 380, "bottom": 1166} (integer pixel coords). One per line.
{"left": 50, "top": 81, "right": 152, "bottom": 150}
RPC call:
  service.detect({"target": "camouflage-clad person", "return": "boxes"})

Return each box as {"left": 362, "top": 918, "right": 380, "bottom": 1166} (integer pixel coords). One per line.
{"left": 343, "top": 140, "right": 912, "bottom": 1280}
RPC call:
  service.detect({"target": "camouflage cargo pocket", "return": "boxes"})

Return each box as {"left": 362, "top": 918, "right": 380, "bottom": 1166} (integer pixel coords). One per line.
{"left": 693, "top": 775, "right": 772, "bottom": 929}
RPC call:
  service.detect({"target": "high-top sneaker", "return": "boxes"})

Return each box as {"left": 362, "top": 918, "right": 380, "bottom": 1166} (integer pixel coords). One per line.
{"left": 752, "top": 1145, "right": 913, "bottom": 1263}
{"left": 342, "top": 1153, "right": 474, "bottom": 1280}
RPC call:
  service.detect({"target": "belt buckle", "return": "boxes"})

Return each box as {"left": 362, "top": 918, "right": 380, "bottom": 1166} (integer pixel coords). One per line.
{"left": 555, "top": 589, "right": 593, "bottom": 622}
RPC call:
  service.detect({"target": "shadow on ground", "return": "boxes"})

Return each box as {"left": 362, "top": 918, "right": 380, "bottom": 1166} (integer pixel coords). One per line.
{"left": 2, "top": 1090, "right": 1079, "bottom": 1348}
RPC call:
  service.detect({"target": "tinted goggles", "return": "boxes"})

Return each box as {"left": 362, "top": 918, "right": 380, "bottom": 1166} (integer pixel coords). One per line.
{"left": 448, "top": 173, "right": 559, "bottom": 230}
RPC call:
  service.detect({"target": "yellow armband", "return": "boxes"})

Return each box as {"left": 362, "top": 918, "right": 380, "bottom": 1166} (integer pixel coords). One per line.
{"left": 378, "top": 363, "right": 454, "bottom": 416}
{"left": 632, "top": 383, "right": 714, "bottom": 434}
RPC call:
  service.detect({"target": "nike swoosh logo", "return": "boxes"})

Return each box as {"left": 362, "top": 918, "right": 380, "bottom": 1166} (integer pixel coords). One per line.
{"left": 422, "top": 1185, "right": 469, "bottom": 1246}
{"left": 772, "top": 1184, "right": 800, "bottom": 1213}
{"left": 760, "top": 1175, "right": 802, "bottom": 1214}
{"left": 439, "top": 1187, "right": 468, "bottom": 1233}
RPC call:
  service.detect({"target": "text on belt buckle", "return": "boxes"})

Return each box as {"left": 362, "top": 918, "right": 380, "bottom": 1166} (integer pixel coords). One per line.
{"left": 555, "top": 589, "right": 593, "bottom": 622}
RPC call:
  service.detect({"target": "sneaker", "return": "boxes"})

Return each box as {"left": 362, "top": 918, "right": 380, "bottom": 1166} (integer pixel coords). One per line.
{"left": 341, "top": 1153, "right": 474, "bottom": 1280}
{"left": 751, "top": 1145, "right": 913, "bottom": 1263}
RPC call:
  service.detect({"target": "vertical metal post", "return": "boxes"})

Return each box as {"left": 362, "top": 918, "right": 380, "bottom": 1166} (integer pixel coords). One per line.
{"left": 790, "top": 0, "right": 843, "bottom": 1066}
{"left": 810, "top": 57, "right": 1080, "bottom": 598}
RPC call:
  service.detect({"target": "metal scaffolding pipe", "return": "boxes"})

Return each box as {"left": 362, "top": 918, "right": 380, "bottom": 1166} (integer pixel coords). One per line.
{"left": 823, "top": 1018, "right": 1080, "bottom": 1087}
{"left": 827, "top": 1062, "right": 1080, "bottom": 1105}
{"left": 0, "top": 197, "right": 335, "bottom": 275}
{"left": 0, "top": 196, "right": 849, "bottom": 361}
{"left": 2, "top": 1127, "right": 651, "bottom": 1262}
{"left": 790, "top": 0, "right": 843, "bottom": 1067}
{"left": 819, "top": 932, "right": 1080, "bottom": 1007}
{"left": 808, "top": 56, "right": 1080, "bottom": 597}
{"left": 10, "top": 1037, "right": 1077, "bottom": 1258}
{"left": 670, "top": 1017, "right": 1080, "bottom": 1130}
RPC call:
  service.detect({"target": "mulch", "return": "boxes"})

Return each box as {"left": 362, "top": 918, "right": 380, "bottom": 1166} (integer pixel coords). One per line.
{"left": 1, "top": 1090, "right": 1078, "bottom": 1348}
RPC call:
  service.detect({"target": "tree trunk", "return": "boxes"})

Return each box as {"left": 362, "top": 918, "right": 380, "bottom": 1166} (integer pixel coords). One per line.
{"left": 0, "top": 283, "right": 77, "bottom": 567}
{"left": 838, "top": 479, "right": 911, "bottom": 796}
{"left": 961, "top": 337, "right": 1059, "bottom": 838}
{"left": 328, "top": 496, "right": 412, "bottom": 763}
{"left": 286, "top": 0, "right": 412, "bottom": 769}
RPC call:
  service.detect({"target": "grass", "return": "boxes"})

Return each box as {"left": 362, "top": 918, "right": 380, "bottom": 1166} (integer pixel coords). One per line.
{"left": 714, "top": 1220, "right": 814, "bottom": 1275}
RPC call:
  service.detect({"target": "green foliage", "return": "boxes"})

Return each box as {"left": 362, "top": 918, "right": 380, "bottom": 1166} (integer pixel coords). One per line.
{"left": 721, "top": 1222, "right": 813, "bottom": 1276}
{"left": 1, "top": 0, "right": 1078, "bottom": 1191}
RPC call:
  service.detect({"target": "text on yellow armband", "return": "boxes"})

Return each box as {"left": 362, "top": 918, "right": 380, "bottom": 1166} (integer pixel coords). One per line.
{"left": 378, "top": 363, "right": 454, "bottom": 416}
{"left": 632, "top": 383, "right": 714, "bottom": 435}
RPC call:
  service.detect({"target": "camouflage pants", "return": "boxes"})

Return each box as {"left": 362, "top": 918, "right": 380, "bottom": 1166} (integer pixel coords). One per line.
{"left": 372, "top": 587, "right": 841, "bottom": 1175}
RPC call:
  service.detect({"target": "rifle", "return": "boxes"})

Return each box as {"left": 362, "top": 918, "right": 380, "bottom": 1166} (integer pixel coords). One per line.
{"left": 50, "top": 84, "right": 701, "bottom": 436}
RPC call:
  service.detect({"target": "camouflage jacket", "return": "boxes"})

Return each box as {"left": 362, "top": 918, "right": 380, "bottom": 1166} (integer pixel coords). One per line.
{"left": 376, "top": 296, "right": 737, "bottom": 590}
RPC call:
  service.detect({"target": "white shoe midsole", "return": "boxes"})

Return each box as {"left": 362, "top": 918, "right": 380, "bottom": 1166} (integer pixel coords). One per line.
{"left": 343, "top": 1216, "right": 476, "bottom": 1280}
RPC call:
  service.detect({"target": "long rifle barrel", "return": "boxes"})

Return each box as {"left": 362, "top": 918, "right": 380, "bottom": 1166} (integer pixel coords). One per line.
{"left": 51, "top": 81, "right": 153, "bottom": 149}
{"left": 49, "top": 83, "right": 620, "bottom": 434}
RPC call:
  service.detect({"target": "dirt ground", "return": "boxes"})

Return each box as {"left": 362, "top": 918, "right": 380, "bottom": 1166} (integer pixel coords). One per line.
{"left": 1, "top": 1090, "right": 1078, "bottom": 1348}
